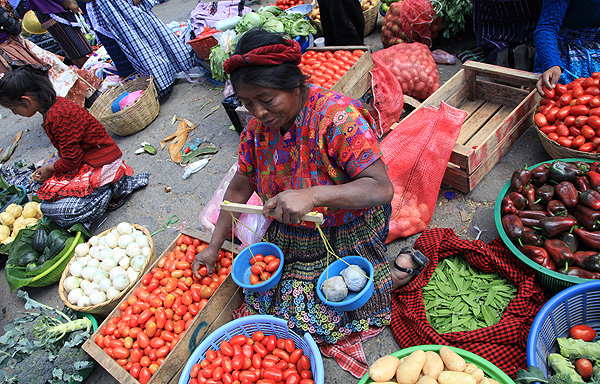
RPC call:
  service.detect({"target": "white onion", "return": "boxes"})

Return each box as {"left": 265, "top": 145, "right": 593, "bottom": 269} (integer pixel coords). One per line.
{"left": 109, "top": 267, "right": 127, "bottom": 280}
{"left": 97, "top": 248, "right": 114, "bottom": 262}
{"left": 64, "top": 275, "right": 81, "bottom": 291}
{"left": 131, "top": 255, "right": 146, "bottom": 272}
{"left": 89, "top": 236, "right": 100, "bottom": 247}
{"left": 81, "top": 266, "right": 97, "bottom": 281}
{"left": 68, "top": 288, "right": 83, "bottom": 305}
{"left": 131, "top": 228, "right": 140, "bottom": 237}
{"left": 104, "top": 232, "right": 119, "bottom": 249}
{"left": 79, "top": 255, "right": 91, "bottom": 267}
{"left": 117, "top": 222, "right": 134, "bottom": 235}
{"left": 87, "top": 258, "right": 100, "bottom": 269}
{"left": 93, "top": 269, "right": 108, "bottom": 284}
{"left": 113, "top": 248, "right": 127, "bottom": 262}
{"left": 98, "top": 236, "right": 106, "bottom": 246}
{"left": 74, "top": 243, "right": 90, "bottom": 258}
{"left": 118, "top": 234, "right": 134, "bottom": 249}
{"left": 98, "top": 277, "right": 112, "bottom": 292}
{"left": 135, "top": 234, "right": 149, "bottom": 248}
{"left": 69, "top": 261, "right": 83, "bottom": 277}
{"left": 89, "top": 246, "right": 100, "bottom": 258}
{"left": 83, "top": 282, "right": 99, "bottom": 295}
{"left": 77, "top": 295, "right": 91, "bottom": 307}
{"left": 118, "top": 256, "right": 130, "bottom": 269}
{"left": 113, "top": 274, "right": 130, "bottom": 291}
{"left": 126, "top": 242, "right": 141, "bottom": 258}
{"left": 80, "top": 279, "right": 90, "bottom": 291}
{"left": 106, "top": 287, "right": 121, "bottom": 300}
{"left": 89, "top": 289, "right": 106, "bottom": 305}
{"left": 126, "top": 267, "right": 138, "bottom": 284}
{"left": 100, "top": 257, "right": 117, "bottom": 272}
{"left": 111, "top": 228, "right": 119, "bottom": 236}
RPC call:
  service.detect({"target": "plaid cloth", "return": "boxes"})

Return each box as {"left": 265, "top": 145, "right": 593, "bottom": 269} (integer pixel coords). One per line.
{"left": 390, "top": 228, "right": 548, "bottom": 378}
{"left": 40, "top": 172, "right": 149, "bottom": 229}
{"left": 85, "top": 0, "right": 193, "bottom": 97}
{"left": 94, "top": 31, "right": 135, "bottom": 78}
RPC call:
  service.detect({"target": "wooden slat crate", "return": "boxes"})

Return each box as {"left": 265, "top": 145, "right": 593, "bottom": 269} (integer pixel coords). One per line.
{"left": 394, "top": 61, "right": 541, "bottom": 193}
{"left": 82, "top": 228, "right": 243, "bottom": 384}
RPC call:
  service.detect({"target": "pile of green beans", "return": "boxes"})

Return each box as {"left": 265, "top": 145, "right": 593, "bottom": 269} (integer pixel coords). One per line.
{"left": 422, "top": 257, "right": 517, "bottom": 334}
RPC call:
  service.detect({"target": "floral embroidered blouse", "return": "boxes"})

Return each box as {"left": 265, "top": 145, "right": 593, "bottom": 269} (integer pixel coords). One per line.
{"left": 238, "top": 85, "right": 382, "bottom": 228}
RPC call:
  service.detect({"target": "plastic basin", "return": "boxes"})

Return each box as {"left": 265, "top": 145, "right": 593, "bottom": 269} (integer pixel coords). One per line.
{"left": 231, "top": 242, "right": 284, "bottom": 292}
{"left": 316, "top": 255, "right": 374, "bottom": 311}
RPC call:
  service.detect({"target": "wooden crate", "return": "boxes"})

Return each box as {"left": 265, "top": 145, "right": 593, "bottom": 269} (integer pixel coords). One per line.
{"left": 394, "top": 61, "right": 541, "bottom": 193}
{"left": 82, "top": 228, "right": 243, "bottom": 384}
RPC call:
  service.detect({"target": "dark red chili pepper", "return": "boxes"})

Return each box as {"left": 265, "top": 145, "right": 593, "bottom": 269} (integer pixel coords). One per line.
{"left": 531, "top": 163, "right": 550, "bottom": 186}
{"left": 501, "top": 197, "right": 517, "bottom": 215}
{"left": 502, "top": 214, "right": 524, "bottom": 241}
{"left": 522, "top": 185, "right": 536, "bottom": 209}
{"left": 539, "top": 216, "right": 577, "bottom": 238}
{"left": 545, "top": 239, "right": 575, "bottom": 268}
{"left": 580, "top": 189, "right": 600, "bottom": 210}
{"left": 522, "top": 228, "right": 545, "bottom": 247}
{"left": 574, "top": 176, "right": 592, "bottom": 192}
{"left": 520, "top": 245, "right": 557, "bottom": 270}
{"left": 573, "top": 161, "right": 591, "bottom": 174}
{"left": 549, "top": 161, "right": 581, "bottom": 182}
{"left": 573, "top": 205, "right": 600, "bottom": 231}
{"left": 547, "top": 200, "right": 568, "bottom": 217}
{"left": 535, "top": 185, "right": 555, "bottom": 205}
{"left": 574, "top": 228, "right": 600, "bottom": 251}
{"left": 518, "top": 210, "right": 549, "bottom": 220}
{"left": 573, "top": 251, "right": 600, "bottom": 272}
{"left": 587, "top": 171, "right": 600, "bottom": 190}
{"left": 564, "top": 267, "right": 600, "bottom": 279}
{"left": 507, "top": 192, "right": 528, "bottom": 211}
{"left": 591, "top": 161, "right": 600, "bottom": 173}
{"left": 511, "top": 168, "right": 532, "bottom": 193}
{"left": 555, "top": 181, "right": 579, "bottom": 208}
{"left": 562, "top": 232, "right": 579, "bottom": 253}
{"left": 530, "top": 203, "right": 545, "bottom": 211}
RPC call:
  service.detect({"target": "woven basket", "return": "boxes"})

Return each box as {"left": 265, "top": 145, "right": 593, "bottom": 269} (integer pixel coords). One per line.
{"left": 89, "top": 74, "right": 159, "bottom": 137}
{"left": 535, "top": 125, "right": 600, "bottom": 160}
{"left": 310, "top": 1, "right": 379, "bottom": 38}
{"left": 58, "top": 224, "right": 156, "bottom": 316}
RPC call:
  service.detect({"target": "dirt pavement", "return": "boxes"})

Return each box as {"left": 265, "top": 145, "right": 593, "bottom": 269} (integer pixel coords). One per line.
{"left": 0, "top": 0, "right": 549, "bottom": 383}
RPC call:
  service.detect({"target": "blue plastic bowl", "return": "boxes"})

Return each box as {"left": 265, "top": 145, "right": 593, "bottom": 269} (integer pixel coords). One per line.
{"left": 231, "top": 242, "right": 284, "bottom": 292}
{"left": 316, "top": 255, "right": 374, "bottom": 311}
{"left": 527, "top": 280, "right": 600, "bottom": 380}
{"left": 179, "top": 315, "right": 324, "bottom": 384}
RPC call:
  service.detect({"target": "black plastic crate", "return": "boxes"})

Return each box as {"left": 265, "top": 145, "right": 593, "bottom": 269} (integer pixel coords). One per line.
{"left": 222, "top": 95, "right": 245, "bottom": 135}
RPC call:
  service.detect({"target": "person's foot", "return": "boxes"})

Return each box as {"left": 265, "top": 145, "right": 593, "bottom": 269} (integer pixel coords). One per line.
{"left": 390, "top": 248, "right": 429, "bottom": 291}
{"left": 107, "top": 195, "right": 129, "bottom": 211}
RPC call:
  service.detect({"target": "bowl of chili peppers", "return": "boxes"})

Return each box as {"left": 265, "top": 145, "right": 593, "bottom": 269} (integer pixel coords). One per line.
{"left": 495, "top": 158, "right": 600, "bottom": 296}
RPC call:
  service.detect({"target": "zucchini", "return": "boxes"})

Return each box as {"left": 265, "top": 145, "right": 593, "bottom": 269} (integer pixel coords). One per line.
{"left": 18, "top": 250, "right": 39, "bottom": 267}
{"left": 46, "top": 229, "right": 65, "bottom": 248}
{"left": 31, "top": 227, "right": 47, "bottom": 253}
{"left": 48, "top": 236, "right": 67, "bottom": 259}
{"left": 37, "top": 248, "right": 51, "bottom": 264}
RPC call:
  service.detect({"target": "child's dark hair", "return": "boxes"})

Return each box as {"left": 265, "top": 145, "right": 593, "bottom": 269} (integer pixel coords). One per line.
{"left": 0, "top": 67, "right": 56, "bottom": 111}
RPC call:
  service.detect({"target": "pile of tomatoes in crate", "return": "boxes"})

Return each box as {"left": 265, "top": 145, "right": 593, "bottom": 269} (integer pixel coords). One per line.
{"left": 534, "top": 72, "right": 600, "bottom": 152}
{"left": 249, "top": 253, "right": 281, "bottom": 285}
{"left": 298, "top": 49, "right": 364, "bottom": 89}
{"left": 94, "top": 235, "right": 233, "bottom": 384}
{"left": 274, "top": 0, "right": 303, "bottom": 10}
{"left": 188, "top": 331, "right": 315, "bottom": 384}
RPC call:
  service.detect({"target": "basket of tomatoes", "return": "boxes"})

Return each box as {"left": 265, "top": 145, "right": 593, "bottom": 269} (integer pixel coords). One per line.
{"left": 534, "top": 72, "right": 600, "bottom": 159}
{"left": 274, "top": 0, "right": 304, "bottom": 11}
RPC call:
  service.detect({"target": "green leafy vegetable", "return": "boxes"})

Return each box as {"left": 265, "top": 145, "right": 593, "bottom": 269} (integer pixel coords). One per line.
{"left": 262, "top": 17, "right": 285, "bottom": 34}
{"left": 557, "top": 337, "right": 600, "bottom": 360}
{"left": 548, "top": 354, "right": 585, "bottom": 384}
{"left": 209, "top": 45, "right": 230, "bottom": 83}
{"left": 235, "top": 12, "right": 265, "bottom": 34}
{"left": 515, "top": 365, "right": 575, "bottom": 384}
{"left": 436, "top": 0, "right": 472, "bottom": 39}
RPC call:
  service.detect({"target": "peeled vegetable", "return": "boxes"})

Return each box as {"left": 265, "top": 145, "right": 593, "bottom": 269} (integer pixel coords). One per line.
{"left": 0, "top": 201, "right": 43, "bottom": 244}
{"left": 340, "top": 264, "right": 368, "bottom": 292}
{"left": 320, "top": 275, "right": 348, "bottom": 302}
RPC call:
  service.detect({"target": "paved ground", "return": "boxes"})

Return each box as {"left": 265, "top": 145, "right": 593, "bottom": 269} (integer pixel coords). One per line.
{"left": 0, "top": 0, "right": 549, "bottom": 383}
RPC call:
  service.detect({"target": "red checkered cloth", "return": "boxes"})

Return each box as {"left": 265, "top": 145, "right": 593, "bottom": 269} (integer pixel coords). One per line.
{"left": 233, "top": 303, "right": 383, "bottom": 378}
{"left": 391, "top": 228, "right": 548, "bottom": 378}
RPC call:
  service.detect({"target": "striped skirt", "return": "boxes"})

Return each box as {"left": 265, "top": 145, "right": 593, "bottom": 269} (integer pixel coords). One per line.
{"left": 243, "top": 204, "right": 393, "bottom": 344}
{"left": 35, "top": 11, "right": 92, "bottom": 60}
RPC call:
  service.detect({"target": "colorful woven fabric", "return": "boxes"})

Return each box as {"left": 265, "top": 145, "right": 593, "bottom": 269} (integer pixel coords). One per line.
{"left": 238, "top": 85, "right": 381, "bottom": 228}
{"left": 390, "top": 228, "right": 548, "bottom": 378}
{"left": 242, "top": 204, "right": 392, "bottom": 346}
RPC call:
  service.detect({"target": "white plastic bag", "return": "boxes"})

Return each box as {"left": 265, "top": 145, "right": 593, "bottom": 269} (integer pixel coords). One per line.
{"left": 198, "top": 162, "right": 272, "bottom": 249}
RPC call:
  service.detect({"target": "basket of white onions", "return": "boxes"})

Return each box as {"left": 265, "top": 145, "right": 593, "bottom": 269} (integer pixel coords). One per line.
{"left": 58, "top": 222, "right": 155, "bottom": 316}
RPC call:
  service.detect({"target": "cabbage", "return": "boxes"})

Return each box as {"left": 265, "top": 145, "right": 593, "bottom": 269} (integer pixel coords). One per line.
{"left": 258, "top": 5, "right": 286, "bottom": 17}
{"left": 262, "top": 18, "right": 285, "bottom": 34}
{"left": 285, "top": 17, "right": 316, "bottom": 36}
{"left": 235, "top": 12, "right": 266, "bottom": 34}
{"left": 209, "top": 46, "right": 229, "bottom": 82}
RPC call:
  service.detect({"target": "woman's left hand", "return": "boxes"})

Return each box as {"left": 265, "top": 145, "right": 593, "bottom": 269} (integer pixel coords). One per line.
{"left": 68, "top": 2, "right": 81, "bottom": 13}
{"left": 263, "top": 189, "right": 315, "bottom": 224}
{"left": 34, "top": 164, "right": 54, "bottom": 182}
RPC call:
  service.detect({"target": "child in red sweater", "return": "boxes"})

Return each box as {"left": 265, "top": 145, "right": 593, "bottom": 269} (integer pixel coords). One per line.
{"left": 0, "top": 68, "right": 149, "bottom": 229}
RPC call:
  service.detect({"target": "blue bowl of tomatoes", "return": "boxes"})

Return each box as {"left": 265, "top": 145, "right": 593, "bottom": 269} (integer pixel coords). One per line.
{"left": 231, "top": 242, "right": 284, "bottom": 292}
{"left": 527, "top": 280, "right": 600, "bottom": 381}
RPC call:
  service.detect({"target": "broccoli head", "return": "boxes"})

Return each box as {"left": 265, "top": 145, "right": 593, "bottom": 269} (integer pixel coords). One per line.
{"left": 10, "top": 349, "right": 54, "bottom": 384}
{"left": 52, "top": 345, "right": 92, "bottom": 377}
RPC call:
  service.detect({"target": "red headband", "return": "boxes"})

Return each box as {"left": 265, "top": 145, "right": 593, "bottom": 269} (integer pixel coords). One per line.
{"left": 223, "top": 39, "right": 302, "bottom": 74}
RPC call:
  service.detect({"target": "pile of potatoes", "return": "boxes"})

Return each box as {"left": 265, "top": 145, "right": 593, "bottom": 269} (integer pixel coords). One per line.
{"left": 369, "top": 346, "right": 500, "bottom": 384}
{"left": 307, "top": 0, "right": 377, "bottom": 22}
{"left": 0, "top": 202, "right": 43, "bottom": 244}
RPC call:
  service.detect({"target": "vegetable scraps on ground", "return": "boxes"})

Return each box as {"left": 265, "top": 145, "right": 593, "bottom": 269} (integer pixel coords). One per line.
{"left": 0, "top": 291, "right": 93, "bottom": 384}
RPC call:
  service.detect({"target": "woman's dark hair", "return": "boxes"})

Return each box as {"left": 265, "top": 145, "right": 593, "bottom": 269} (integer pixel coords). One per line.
{"left": 0, "top": 67, "right": 56, "bottom": 111}
{"left": 229, "top": 28, "right": 307, "bottom": 91}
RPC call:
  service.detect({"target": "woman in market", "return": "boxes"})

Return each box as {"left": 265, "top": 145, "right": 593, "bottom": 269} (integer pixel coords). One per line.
{"left": 84, "top": 0, "right": 194, "bottom": 98}
{"left": 0, "top": 68, "right": 149, "bottom": 229}
{"left": 0, "top": 2, "right": 100, "bottom": 108}
{"left": 25, "top": 0, "right": 92, "bottom": 68}
{"left": 192, "top": 28, "right": 426, "bottom": 366}
{"left": 534, "top": 0, "right": 600, "bottom": 95}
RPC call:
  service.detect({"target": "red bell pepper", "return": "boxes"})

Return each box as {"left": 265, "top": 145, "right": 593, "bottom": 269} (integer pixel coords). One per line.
{"left": 591, "top": 161, "right": 600, "bottom": 173}
{"left": 574, "top": 176, "right": 592, "bottom": 192}
{"left": 586, "top": 170, "right": 600, "bottom": 190}
{"left": 510, "top": 168, "right": 532, "bottom": 193}
{"left": 502, "top": 214, "right": 524, "bottom": 241}
{"left": 501, "top": 197, "right": 517, "bottom": 215}
{"left": 520, "top": 245, "right": 557, "bottom": 270}
{"left": 564, "top": 267, "right": 600, "bottom": 279}
{"left": 535, "top": 185, "right": 554, "bottom": 205}
{"left": 507, "top": 192, "right": 528, "bottom": 211}
{"left": 580, "top": 189, "right": 600, "bottom": 210}
{"left": 555, "top": 181, "right": 579, "bottom": 208}
{"left": 574, "top": 228, "right": 600, "bottom": 251}
{"left": 522, "top": 228, "right": 544, "bottom": 247}
{"left": 573, "top": 251, "right": 600, "bottom": 272}
{"left": 545, "top": 239, "right": 575, "bottom": 268}
{"left": 518, "top": 210, "right": 548, "bottom": 228}
{"left": 573, "top": 205, "right": 600, "bottom": 231}
{"left": 530, "top": 163, "right": 550, "bottom": 186}
{"left": 547, "top": 200, "right": 568, "bottom": 217}
{"left": 538, "top": 216, "right": 577, "bottom": 238}
{"left": 523, "top": 185, "right": 536, "bottom": 210}
{"left": 562, "top": 232, "right": 579, "bottom": 252}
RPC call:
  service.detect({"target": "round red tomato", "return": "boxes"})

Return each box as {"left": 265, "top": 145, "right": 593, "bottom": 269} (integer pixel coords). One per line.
{"left": 575, "top": 358, "right": 593, "bottom": 381}
{"left": 570, "top": 324, "right": 597, "bottom": 341}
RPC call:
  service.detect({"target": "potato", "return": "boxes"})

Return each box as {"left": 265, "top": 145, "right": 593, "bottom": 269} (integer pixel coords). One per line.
{"left": 369, "top": 355, "right": 401, "bottom": 382}
{"left": 438, "top": 371, "right": 476, "bottom": 384}
{"left": 396, "top": 349, "right": 427, "bottom": 384}
{"left": 464, "top": 363, "right": 478, "bottom": 374}
{"left": 423, "top": 351, "right": 444, "bottom": 379}
{"left": 480, "top": 378, "right": 500, "bottom": 384}
{"left": 417, "top": 375, "right": 438, "bottom": 384}
{"left": 471, "top": 368, "right": 484, "bottom": 383}
{"left": 439, "top": 346, "right": 466, "bottom": 372}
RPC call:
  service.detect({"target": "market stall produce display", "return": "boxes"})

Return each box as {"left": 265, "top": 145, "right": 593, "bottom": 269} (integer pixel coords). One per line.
{"left": 298, "top": 49, "right": 364, "bottom": 89}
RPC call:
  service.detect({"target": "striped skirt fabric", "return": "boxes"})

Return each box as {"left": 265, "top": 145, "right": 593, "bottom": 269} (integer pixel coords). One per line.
{"left": 35, "top": 11, "right": 92, "bottom": 60}
{"left": 243, "top": 204, "right": 393, "bottom": 344}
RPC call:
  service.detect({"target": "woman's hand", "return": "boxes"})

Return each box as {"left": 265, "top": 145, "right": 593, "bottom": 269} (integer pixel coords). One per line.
{"left": 192, "top": 244, "right": 220, "bottom": 278}
{"left": 537, "top": 65, "right": 562, "bottom": 96}
{"left": 67, "top": 2, "right": 81, "bottom": 13}
{"left": 133, "top": 0, "right": 142, "bottom": 5}
{"left": 263, "top": 189, "right": 315, "bottom": 224}
{"left": 33, "top": 164, "right": 54, "bottom": 182}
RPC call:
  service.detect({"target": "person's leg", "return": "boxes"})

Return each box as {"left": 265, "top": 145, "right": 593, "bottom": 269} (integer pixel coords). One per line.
{"left": 94, "top": 31, "right": 136, "bottom": 78}
{"left": 317, "top": 0, "right": 364, "bottom": 46}
{"left": 390, "top": 248, "right": 429, "bottom": 291}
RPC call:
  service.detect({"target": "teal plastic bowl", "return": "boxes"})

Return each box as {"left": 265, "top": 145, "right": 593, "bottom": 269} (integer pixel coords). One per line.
{"left": 316, "top": 255, "right": 374, "bottom": 311}
{"left": 231, "top": 242, "right": 284, "bottom": 292}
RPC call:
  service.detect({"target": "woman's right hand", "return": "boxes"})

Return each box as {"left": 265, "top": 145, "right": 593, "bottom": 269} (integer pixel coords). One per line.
{"left": 192, "top": 244, "right": 220, "bottom": 279}
{"left": 537, "top": 65, "right": 562, "bottom": 96}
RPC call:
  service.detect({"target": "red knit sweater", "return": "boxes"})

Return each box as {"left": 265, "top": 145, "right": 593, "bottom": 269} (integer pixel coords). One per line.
{"left": 44, "top": 97, "right": 122, "bottom": 173}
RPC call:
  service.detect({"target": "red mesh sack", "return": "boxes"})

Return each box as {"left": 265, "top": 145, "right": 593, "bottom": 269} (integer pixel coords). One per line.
{"left": 372, "top": 42, "right": 440, "bottom": 100}
{"left": 391, "top": 228, "right": 548, "bottom": 378}
{"left": 381, "top": 102, "right": 466, "bottom": 242}
{"left": 370, "top": 56, "right": 404, "bottom": 137}
{"left": 381, "top": 0, "right": 435, "bottom": 48}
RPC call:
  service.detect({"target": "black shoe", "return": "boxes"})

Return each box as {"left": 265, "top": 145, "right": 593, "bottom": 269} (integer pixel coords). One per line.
{"left": 514, "top": 44, "right": 534, "bottom": 72}
{"left": 494, "top": 47, "right": 510, "bottom": 68}
{"left": 392, "top": 247, "right": 429, "bottom": 276}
